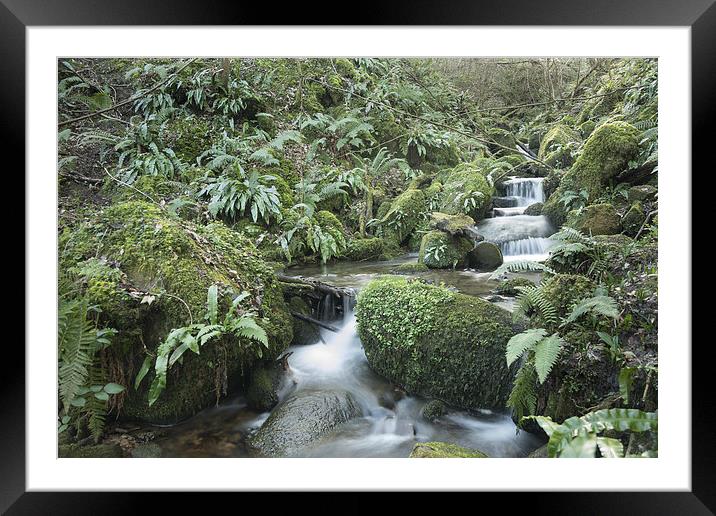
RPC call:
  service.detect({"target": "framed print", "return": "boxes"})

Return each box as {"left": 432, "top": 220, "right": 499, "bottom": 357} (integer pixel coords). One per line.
{"left": 7, "top": 0, "right": 712, "bottom": 513}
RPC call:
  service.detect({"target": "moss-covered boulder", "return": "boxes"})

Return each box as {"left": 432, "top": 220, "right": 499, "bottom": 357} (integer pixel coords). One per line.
{"left": 428, "top": 212, "right": 476, "bottom": 236}
{"left": 131, "top": 443, "right": 163, "bottom": 458}
{"left": 247, "top": 390, "right": 362, "bottom": 457}
{"left": 59, "top": 201, "right": 293, "bottom": 424}
{"left": 493, "top": 276, "right": 535, "bottom": 296}
{"left": 567, "top": 203, "right": 621, "bottom": 235}
{"left": 409, "top": 441, "right": 488, "bottom": 458}
{"left": 622, "top": 201, "right": 646, "bottom": 236}
{"left": 628, "top": 184, "right": 658, "bottom": 202}
{"left": 380, "top": 189, "right": 426, "bottom": 244}
{"left": 540, "top": 274, "right": 596, "bottom": 320}
{"left": 538, "top": 124, "right": 581, "bottom": 168}
{"left": 524, "top": 202, "right": 543, "bottom": 216}
{"left": 418, "top": 230, "right": 474, "bottom": 269}
{"left": 344, "top": 237, "right": 384, "bottom": 261}
{"left": 467, "top": 241, "right": 504, "bottom": 270}
{"left": 59, "top": 443, "right": 124, "bottom": 458}
{"left": 356, "top": 277, "right": 516, "bottom": 410}
{"left": 288, "top": 296, "right": 320, "bottom": 346}
{"left": 246, "top": 361, "right": 282, "bottom": 412}
{"left": 421, "top": 400, "right": 447, "bottom": 422}
{"left": 543, "top": 169, "right": 565, "bottom": 201}
{"left": 542, "top": 122, "right": 640, "bottom": 226}
{"left": 392, "top": 262, "right": 429, "bottom": 275}
{"left": 439, "top": 162, "right": 494, "bottom": 220}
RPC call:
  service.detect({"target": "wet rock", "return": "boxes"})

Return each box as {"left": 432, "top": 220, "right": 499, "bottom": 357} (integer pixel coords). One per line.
{"left": 628, "top": 184, "right": 657, "bottom": 202}
{"left": 568, "top": 203, "right": 622, "bottom": 236}
{"left": 524, "top": 202, "right": 543, "bottom": 216}
{"left": 467, "top": 241, "right": 504, "bottom": 270}
{"left": 428, "top": 212, "right": 476, "bottom": 236}
{"left": 421, "top": 400, "right": 447, "bottom": 422}
{"left": 246, "top": 361, "right": 282, "bottom": 412}
{"left": 131, "top": 442, "right": 163, "bottom": 458}
{"left": 409, "top": 441, "right": 487, "bottom": 458}
{"left": 247, "top": 390, "right": 362, "bottom": 457}
{"left": 59, "top": 443, "right": 124, "bottom": 458}
{"left": 493, "top": 196, "right": 520, "bottom": 208}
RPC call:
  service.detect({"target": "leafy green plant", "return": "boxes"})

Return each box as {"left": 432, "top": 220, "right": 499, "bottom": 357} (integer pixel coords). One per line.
{"left": 198, "top": 166, "right": 282, "bottom": 224}
{"left": 526, "top": 408, "right": 658, "bottom": 458}
{"left": 560, "top": 189, "right": 589, "bottom": 214}
{"left": 58, "top": 296, "right": 122, "bottom": 440}
{"left": 136, "top": 286, "right": 268, "bottom": 407}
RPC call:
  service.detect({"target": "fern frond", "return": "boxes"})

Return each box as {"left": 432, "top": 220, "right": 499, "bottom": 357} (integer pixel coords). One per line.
{"left": 506, "top": 328, "right": 547, "bottom": 367}
{"left": 507, "top": 363, "right": 537, "bottom": 421}
{"left": 489, "top": 260, "right": 554, "bottom": 280}
{"left": 563, "top": 295, "right": 619, "bottom": 325}
{"left": 533, "top": 333, "right": 564, "bottom": 383}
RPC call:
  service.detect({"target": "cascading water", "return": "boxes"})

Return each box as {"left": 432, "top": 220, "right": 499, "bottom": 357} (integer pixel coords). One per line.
{"left": 478, "top": 177, "right": 555, "bottom": 261}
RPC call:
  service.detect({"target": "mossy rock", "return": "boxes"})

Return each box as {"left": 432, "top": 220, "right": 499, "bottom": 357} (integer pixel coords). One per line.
{"left": 493, "top": 276, "right": 534, "bottom": 296}
{"left": 418, "top": 230, "right": 474, "bottom": 269}
{"left": 428, "top": 212, "right": 476, "bottom": 236}
{"left": 538, "top": 124, "right": 581, "bottom": 168}
{"left": 579, "top": 120, "right": 596, "bottom": 138}
{"left": 344, "top": 237, "right": 384, "bottom": 261}
{"left": 542, "top": 122, "right": 639, "bottom": 226}
{"left": 622, "top": 201, "right": 646, "bottom": 237}
{"left": 288, "top": 296, "right": 320, "bottom": 346}
{"left": 246, "top": 361, "right": 282, "bottom": 412}
{"left": 523, "top": 202, "right": 543, "bottom": 216}
{"left": 628, "top": 184, "right": 658, "bottom": 202}
{"left": 59, "top": 443, "right": 123, "bottom": 458}
{"left": 356, "top": 277, "right": 517, "bottom": 410}
{"left": 380, "top": 189, "right": 427, "bottom": 245}
{"left": 409, "top": 441, "right": 488, "bottom": 458}
{"left": 164, "top": 116, "right": 213, "bottom": 164}
{"left": 540, "top": 274, "right": 596, "bottom": 320}
{"left": 567, "top": 203, "right": 622, "bottom": 236}
{"left": 543, "top": 169, "right": 565, "bottom": 201}
{"left": 439, "top": 162, "right": 494, "bottom": 220}
{"left": 467, "top": 241, "right": 504, "bottom": 271}
{"left": 421, "top": 400, "right": 447, "bottom": 422}
{"left": 392, "top": 262, "right": 429, "bottom": 275}
{"left": 59, "top": 201, "right": 293, "bottom": 424}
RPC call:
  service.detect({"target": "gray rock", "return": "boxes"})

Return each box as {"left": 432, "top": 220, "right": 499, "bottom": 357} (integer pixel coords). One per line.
{"left": 467, "top": 241, "right": 504, "bottom": 270}
{"left": 131, "top": 442, "right": 163, "bottom": 458}
{"left": 247, "top": 390, "right": 362, "bottom": 457}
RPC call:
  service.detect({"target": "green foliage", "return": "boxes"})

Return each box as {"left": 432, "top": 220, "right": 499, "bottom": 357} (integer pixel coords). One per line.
{"left": 137, "top": 286, "right": 268, "bottom": 407}
{"left": 526, "top": 408, "right": 658, "bottom": 458}
{"left": 489, "top": 260, "right": 554, "bottom": 280}
{"left": 58, "top": 296, "right": 122, "bottom": 440}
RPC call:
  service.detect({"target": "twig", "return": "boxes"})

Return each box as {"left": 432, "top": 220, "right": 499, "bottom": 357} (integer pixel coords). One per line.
{"left": 58, "top": 58, "right": 198, "bottom": 128}
{"left": 102, "top": 166, "right": 158, "bottom": 205}
{"left": 634, "top": 209, "right": 658, "bottom": 240}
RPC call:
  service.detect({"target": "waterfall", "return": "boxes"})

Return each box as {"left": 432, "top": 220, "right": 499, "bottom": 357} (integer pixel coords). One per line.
{"left": 479, "top": 177, "right": 555, "bottom": 261}
{"left": 493, "top": 177, "right": 544, "bottom": 217}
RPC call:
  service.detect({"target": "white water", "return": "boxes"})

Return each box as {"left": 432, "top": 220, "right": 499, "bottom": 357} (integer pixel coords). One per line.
{"left": 284, "top": 308, "right": 541, "bottom": 458}
{"left": 480, "top": 178, "right": 555, "bottom": 261}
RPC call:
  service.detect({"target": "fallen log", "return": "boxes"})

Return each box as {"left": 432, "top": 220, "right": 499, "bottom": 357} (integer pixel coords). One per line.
{"left": 290, "top": 311, "right": 340, "bottom": 333}
{"left": 277, "top": 274, "right": 355, "bottom": 299}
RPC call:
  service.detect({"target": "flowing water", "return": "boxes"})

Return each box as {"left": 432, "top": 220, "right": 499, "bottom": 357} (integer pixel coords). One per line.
{"left": 480, "top": 177, "right": 555, "bottom": 261}
{"left": 149, "top": 177, "right": 554, "bottom": 458}
{"left": 151, "top": 257, "right": 543, "bottom": 458}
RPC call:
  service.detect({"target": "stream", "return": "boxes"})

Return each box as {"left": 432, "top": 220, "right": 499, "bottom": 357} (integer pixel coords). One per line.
{"left": 150, "top": 177, "right": 551, "bottom": 458}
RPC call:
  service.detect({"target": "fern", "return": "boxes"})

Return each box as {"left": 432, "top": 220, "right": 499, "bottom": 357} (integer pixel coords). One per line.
{"left": 526, "top": 408, "right": 658, "bottom": 458}
{"left": 513, "top": 285, "right": 558, "bottom": 326}
{"left": 489, "top": 260, "right": 554, "bottom": 280}
{"left": 506, "top": 328, "right": 547, "bottom": 367}
{"left": 533, "top": 334, "right": 564, "bottom": 383}
{"left": 563, "top": 294, "right": 620, "bottom": 325}
{"left": 506, "top": 362, "right": 537, "bottom": 421}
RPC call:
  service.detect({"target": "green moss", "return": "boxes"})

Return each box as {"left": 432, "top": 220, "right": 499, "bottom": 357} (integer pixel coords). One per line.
{"left": 409, "top": 441, "right": 488, "bottom": 458}
{"left": 439, "top": 161, "right": 494, "bottom": 220}
{"left": 418, "top": 230, "right": 473, "bottom": 269}
{"left": 394, "top": 262, "right": 430, "bottom": 274}
{"left": 60, "top": 201, "right": 293, "bottom": 424}
{"left": 246, "top": 362, "right": 280, "bottom": 412}
{"left": 421, "top": 400, "right": 447, "bottom": 422}
{"left": 345, "top": 237, "right": 384, "bottom": 261}
{"left": 356, "top": 277, "right": 516, "bottom": 409}
{"left": 540, "top": 274, "right": 596, "bottom": 320}
{"left": 428, "top": 212, "right": 475, "bottom": 235}
{"left": 622, "top": 202, "right": 646, "bottom": 236}
{"left": 59, "top": 443, "right": 123, "bottom": 458}
{"left": 542, "top": 122, "right": 639, "bottom": 226}
{"left": 165, "top": 116, "right": 212, "bottom": 164}
{"left": 567, "top": 203, "right": 621, "bottom": 235}
{"left": 538, "top": 124, "right": 581, "bottom": 168}
{"left": 380, "top": 188, "right": 426, "bottom": 244}
{"left": 288, "top": 296, "right": 320, "bottom": 345}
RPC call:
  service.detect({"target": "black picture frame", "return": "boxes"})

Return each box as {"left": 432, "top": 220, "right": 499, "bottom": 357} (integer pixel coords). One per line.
{"left": 7, "top": 1, "right": 710, "bottom": 513}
